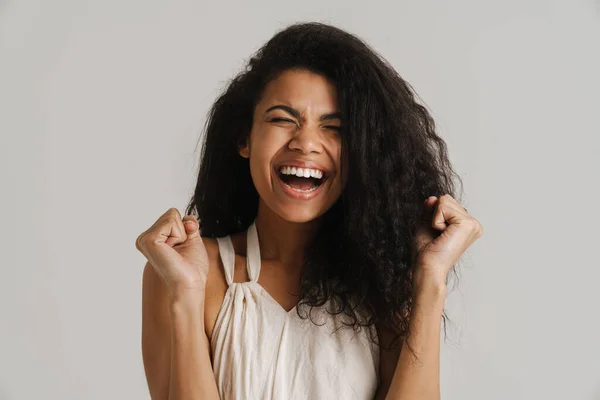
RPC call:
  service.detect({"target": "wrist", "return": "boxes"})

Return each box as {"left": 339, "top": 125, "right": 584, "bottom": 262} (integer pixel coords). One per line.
{"left": 168, "top": 290, "right": 208, "bottom": 337}
{"left": 169, "top": 287, "right": 205, "bottom": 311}
{"left": 413, "top": 281, "right": 447, "bottom": 302}
{"left": 412, "top": 270, "right": 447, "bottom": 301}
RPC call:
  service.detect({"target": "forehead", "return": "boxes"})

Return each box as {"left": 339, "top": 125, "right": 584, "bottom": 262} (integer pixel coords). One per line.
{"left": 258, "top": 69, "right": 339, "bottom": 111}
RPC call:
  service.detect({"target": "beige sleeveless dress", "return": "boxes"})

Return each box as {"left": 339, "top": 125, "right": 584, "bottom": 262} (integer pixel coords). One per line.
{"left": 210, "top": 221, "right": 380, "bottom": 399}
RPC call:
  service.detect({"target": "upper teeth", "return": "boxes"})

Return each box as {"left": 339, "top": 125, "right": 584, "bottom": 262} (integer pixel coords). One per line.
{"left": 279, "top": 166, "right": 324, "bottom": 179}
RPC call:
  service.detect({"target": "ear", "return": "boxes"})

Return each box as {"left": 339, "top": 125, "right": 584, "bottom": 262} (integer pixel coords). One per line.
{"left": 238, "top": 136, "right": 250, "bottom": 158}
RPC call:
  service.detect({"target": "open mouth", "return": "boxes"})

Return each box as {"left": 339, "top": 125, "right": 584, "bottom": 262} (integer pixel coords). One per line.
{"left": 276, "top": 166, "right": 329, "bottom": 193}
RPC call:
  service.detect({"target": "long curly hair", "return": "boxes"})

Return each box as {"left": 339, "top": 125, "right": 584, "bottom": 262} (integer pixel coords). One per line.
{"left": 185, "top": 22, "right": 463, "bottom": 355}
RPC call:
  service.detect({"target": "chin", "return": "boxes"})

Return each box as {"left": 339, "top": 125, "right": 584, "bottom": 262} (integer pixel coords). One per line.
{"left": 271, "top": 204, "right": 328, "bottom": 224}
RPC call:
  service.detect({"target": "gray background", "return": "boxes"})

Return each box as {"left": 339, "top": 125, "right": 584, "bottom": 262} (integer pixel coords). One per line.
{"left": 1, "top": 0, "right": 599, "bottom": 399}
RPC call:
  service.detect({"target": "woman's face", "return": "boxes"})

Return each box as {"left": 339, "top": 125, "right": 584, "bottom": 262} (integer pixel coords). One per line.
{"left": 239, "top": 68, "right": 345, "bottom": 223}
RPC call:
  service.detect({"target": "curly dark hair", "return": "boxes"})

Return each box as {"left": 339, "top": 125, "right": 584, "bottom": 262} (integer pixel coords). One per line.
{"left": 185, "top": 22, "right": 464, "bottom": 356}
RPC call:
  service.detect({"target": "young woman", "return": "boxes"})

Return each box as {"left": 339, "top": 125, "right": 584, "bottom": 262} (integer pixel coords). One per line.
{"left": 137, "top": 22, "right": 483, "bottom": 400}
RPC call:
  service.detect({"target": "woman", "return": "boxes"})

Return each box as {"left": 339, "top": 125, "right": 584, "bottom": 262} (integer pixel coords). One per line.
{"left": 137, "top": 21, "right": 483, "bottom": 400}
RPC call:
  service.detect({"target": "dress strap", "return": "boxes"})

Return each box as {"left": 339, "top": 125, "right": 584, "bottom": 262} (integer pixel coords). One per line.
{"left": 246, "top": 221, "right": 262, "bottom": 282}
{"left": 216, "top": 235, "right": 235, "bottom": 286}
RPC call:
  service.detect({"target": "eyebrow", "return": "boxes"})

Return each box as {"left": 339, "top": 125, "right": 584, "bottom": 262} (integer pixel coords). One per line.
{"left": 264, "top": 105, "right": 342, "bottom": 122}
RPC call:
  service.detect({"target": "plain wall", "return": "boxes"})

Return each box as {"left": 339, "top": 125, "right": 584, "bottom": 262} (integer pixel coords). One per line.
{"left": 1, "top": 0, "right": 599, "bottom": 399}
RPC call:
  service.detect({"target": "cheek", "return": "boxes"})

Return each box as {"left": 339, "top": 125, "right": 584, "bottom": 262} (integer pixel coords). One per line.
{"left": 248, "top": 135, "right": 280, "bottom": 185}
{"left": 249, "top": 153, "right": 271, "bottom": 188}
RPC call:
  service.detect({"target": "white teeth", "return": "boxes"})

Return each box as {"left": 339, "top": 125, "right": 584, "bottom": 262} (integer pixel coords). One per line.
{"left": 310, "top": 169, "right": 323, "bottom": 179}
{"left": 282, "top": 182, "right": 320, "bottom": 193}
{"left": 279, "top": 166, "right": 325, "bottom": 179}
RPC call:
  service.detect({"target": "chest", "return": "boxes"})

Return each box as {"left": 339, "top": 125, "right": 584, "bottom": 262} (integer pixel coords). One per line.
{"left": 208, "top": 283, "right": 381, "bottom": 400}
{"left": 204, "top": 254, "right": 302, "bottom": 345}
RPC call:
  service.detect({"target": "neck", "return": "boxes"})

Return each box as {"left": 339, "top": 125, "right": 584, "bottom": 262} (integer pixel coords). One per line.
{"left": 253, "top": 200, "right": 322, "bottom": 267}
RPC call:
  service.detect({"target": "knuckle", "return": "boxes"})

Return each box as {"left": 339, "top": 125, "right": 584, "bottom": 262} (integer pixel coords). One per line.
{"left": 135, "top": 234, "right": 145, "bottom": 251}
{"left": 464, "top": 218, "right": 477, "bottom": 230}
{"left": 139, "top": 233, "right": 157, "bottom": 247}
{"left": 470, "top": 220, "right": 483, "bottom": 235}
{"left": 438, "top": 195, "right": 450, "bottom": 205}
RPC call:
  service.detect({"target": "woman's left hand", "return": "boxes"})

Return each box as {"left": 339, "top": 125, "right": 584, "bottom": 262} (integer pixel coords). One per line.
{"left": 412, "top": 194, "right": 484, "bottom": 288}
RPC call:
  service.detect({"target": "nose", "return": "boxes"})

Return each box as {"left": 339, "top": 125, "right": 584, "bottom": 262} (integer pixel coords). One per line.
{"left": 287, "top": 123, "right": 324, "bottom": 154}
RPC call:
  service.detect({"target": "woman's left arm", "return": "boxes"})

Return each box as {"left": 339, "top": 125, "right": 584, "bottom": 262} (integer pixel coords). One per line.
{"left": 381, "top": 194, "right": 483, "bottom": 400}
{"left": 382, "top": 277, "right": 446, "bottom": 400}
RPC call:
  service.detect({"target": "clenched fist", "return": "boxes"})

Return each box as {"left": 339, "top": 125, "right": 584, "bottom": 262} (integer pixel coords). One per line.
{"left": 135, "top": 208, "right": 209, "bottom": 295}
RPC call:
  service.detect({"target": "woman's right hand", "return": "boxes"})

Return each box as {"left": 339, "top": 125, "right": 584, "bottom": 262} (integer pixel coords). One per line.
{"left": 135, "top": 208, "right": 209, "bottom": 295}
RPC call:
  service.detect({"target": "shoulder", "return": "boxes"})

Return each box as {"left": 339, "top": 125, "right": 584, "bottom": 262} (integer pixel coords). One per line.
{"left": 201, "top": 236, "right": 221, "bottom": 267}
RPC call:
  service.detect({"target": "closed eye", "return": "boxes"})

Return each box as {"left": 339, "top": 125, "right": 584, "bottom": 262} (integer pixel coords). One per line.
{"left": 270, "top": 118, "right": 295, "bottom": 123}
{"left": 270, "top": 118, "right": 340, "bottom": 133}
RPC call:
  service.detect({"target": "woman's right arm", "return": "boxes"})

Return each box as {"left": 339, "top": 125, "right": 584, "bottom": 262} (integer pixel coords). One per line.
{"left": 142, "top": 261, "right": 220, "bottom": 400}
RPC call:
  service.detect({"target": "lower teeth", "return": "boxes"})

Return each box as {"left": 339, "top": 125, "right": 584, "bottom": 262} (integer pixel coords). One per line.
{"left": 283, "top": 182, "right": 319, "bottom": 193}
